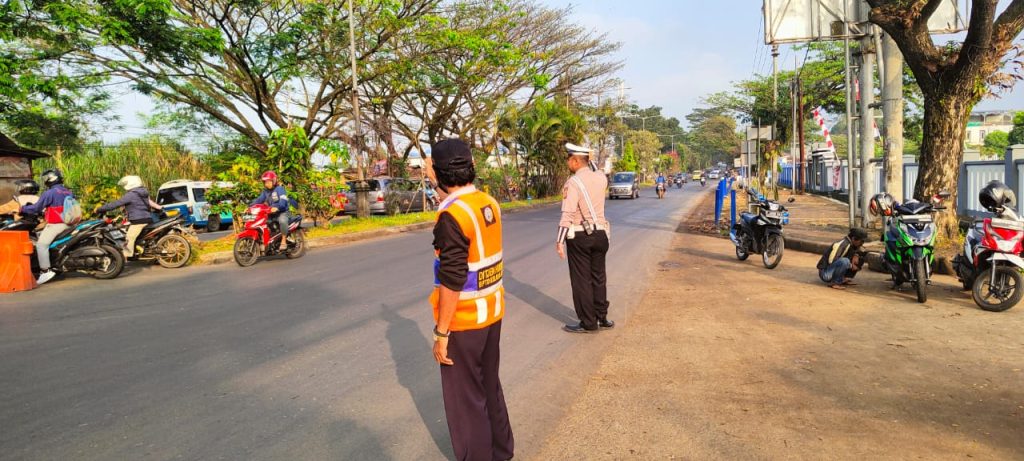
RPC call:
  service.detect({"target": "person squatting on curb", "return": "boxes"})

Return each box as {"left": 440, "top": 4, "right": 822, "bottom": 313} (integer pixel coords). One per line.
{"left": 818, "top": 228, "right": 868, "bottom": 290}
{"left": 428, "top": 138, "right": 514, "bottom": 461}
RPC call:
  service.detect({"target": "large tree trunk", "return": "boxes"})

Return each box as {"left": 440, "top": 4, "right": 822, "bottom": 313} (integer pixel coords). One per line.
{"left": 914, "top": 88, "right": 973, "bottom": 241}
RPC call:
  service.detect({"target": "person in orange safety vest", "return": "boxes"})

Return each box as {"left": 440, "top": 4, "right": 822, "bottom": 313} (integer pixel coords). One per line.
{"left": 429, "top": 138, "right": 513, "bottom": 461}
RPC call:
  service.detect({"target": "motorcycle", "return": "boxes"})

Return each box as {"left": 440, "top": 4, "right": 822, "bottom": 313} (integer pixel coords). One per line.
{"left": 731, "top": 190, "right": 789, "bottom": 269}
{"left": 953, "top": 182, "right": 1024, "bottom": 311}
{"left": 111, "top": 209, "right": 195, "bottom": 269}
{"left": 700, "top": 177, "right": 707, "bottom": 187}
{"left": 656, "top": 182, "right": 666, "bottom": 199}
{"left": 3, "top": 214, "right": 125, "bottom": 280}
{"left": 874, "top": 192, "right": 948, "bottom": 303}
{"left": 233, "top": 203, "right": 306, "bottom": 267}
{"left": 675, "top": 178, "right": 683, "bottom": 189}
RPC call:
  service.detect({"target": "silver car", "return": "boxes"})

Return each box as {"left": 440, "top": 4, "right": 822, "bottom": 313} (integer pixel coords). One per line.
{"left": 608, "top": 172, "right": 639, "bottom": 199}
{"left": 343, "top": 178, "right": 433, "bottom": 215}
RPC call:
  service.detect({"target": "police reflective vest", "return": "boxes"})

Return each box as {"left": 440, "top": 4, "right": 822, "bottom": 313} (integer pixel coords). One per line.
{"left": 431, "top": 186, "right": 505, "bottom": 331}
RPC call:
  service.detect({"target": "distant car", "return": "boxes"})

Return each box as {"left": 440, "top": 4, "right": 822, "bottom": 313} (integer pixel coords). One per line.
{"left": 157, "top": 179, "right": 234, "bottom": 232}
{"left": 708, "top": 170, "right": 721, "bottom": 180}
{"left": 608, "top": 171, "right": 639, "bottom": 199}
{"left": 343, "top": 177, "right": 433, "bottom": 215}
{"left": 691, "top": 170, "right": 703, "bottom": 181}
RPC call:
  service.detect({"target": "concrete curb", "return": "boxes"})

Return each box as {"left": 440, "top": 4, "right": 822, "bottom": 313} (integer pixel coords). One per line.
{"left": 197, "top": 201, "right": 559, "bottom": 266}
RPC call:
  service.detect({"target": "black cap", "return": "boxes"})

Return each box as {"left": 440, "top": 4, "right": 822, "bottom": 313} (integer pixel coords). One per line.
{"left": 431, "top": 139, "right": 474, "bottom": 171}
{"left": 849, "top": 228, "right": 868, "bottom": 241}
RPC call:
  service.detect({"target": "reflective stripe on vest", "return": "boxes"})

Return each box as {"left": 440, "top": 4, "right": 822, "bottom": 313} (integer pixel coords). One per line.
{"left": 431, "top": 189, "right": 504, "bottom": 331}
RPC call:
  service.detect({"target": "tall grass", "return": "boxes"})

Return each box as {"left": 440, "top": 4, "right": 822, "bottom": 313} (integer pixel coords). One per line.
{"left": 34, "top": 137, "right": 212, "bottom": 212}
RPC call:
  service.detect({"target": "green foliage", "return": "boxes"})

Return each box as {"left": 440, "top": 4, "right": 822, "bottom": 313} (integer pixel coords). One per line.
{"left": 266, "top": 126, "right": 312, "bottom": 186}
{"left": 614, "top": 140, "right": 638, "bottom": 172}
{"left": 35, "top": 137, "right": 211, "bottom": 214}
{"left": 497, "top": 97, "right": 586, "bottom": 198}
{"left": 1008, "top": 112, "right": 1024, "bottom": 146}
{"left": 688, "top": 115, "right": 740, "bottom": 168}
{"left": 983, "top": 131, "right": 1010, "bottom": 158}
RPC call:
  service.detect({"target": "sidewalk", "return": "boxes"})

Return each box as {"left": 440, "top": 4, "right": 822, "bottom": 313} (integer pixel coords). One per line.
{"left": 534, "top": 232, "right": 1024, "bottom": 460}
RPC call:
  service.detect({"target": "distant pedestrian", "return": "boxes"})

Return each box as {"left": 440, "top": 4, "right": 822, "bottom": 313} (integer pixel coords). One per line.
{"left": 428, "top": 138, "right": 514, "bottom": 461}
{"left": 818, "top": 228, "right": 868, "bottom": 290}
{"left": 556, "top": 143, "right": 612, "bottom": 333}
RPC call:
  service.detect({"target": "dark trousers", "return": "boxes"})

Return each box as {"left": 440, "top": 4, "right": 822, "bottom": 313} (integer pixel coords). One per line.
{"left": 566, "top": 230, "right": 610, "bottom": 330}
{"left": 440, "top": 320, "right": 514, "bottom": 461}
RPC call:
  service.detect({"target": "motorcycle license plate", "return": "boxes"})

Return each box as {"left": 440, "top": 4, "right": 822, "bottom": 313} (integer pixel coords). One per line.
{"left": 764, "top": 210, "right": 783, "bottom": 219}
{"left": 165, "top": 209, "right": 179, "bottom": 217}
{"left": 109, "top": 230, "right": 125, "bottom": 240}
{"left": 243, "top": 214, "right": 257, "bottom": 221}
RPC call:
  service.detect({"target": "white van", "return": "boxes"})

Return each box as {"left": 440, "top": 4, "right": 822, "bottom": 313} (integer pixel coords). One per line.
{"left": 156, "top": 180, "right": 234, "bottom": 231}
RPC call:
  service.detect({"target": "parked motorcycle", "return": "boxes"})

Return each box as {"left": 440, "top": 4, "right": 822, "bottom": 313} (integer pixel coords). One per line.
{"left": 656, "top": 182, "right": 666, "bottom": 199}
{"left": 4, "top": 214, "right": 125, "bottom": 280}
{"left": 953, "top": 181, "right": 1024, "bottom": 312}
{"left": 111, "top": 211, "right": 195, "bottom": 268}
{"left": 233, "top": 203, "right": 306, "bottom": 267}
{"left": 870, "top": 191, "right": 949, "bottom": 303}
{"left": 731, "top": 190, "right": 789, "bottom": 269}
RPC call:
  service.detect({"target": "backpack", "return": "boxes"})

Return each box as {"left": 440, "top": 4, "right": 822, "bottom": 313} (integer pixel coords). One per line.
{"left": 61, "top": 195, "right": 82, "bottom": 225}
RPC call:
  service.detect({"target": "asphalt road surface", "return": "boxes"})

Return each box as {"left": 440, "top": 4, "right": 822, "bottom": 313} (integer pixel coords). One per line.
{"left": 1, "top": 184, "right": 706, "bottom": 460}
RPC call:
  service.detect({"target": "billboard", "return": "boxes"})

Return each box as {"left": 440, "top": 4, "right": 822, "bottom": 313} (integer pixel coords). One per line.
{"left": 763, "top": 0, "right": 968, "bottom": 45}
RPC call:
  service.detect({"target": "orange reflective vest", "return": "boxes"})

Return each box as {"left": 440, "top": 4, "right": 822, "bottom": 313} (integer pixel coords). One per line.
{"left": 431, "top": 187, "right": 504, "bottom": 331}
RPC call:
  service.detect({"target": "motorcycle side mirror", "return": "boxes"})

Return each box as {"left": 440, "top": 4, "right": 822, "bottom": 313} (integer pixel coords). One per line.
{"left": 937, "top": 190, "right": 951, "bottom": 199}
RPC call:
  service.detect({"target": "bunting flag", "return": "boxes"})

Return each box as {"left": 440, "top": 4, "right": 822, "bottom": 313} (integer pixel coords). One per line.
{"left": 813, "top": 106, "right": 842, "bottom": 188}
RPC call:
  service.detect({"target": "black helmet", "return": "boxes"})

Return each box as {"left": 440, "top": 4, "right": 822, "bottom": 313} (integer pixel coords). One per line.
{"left": 14, "top": 179, "right": 39, "bottom": 195}
{"left": 40, "top": 169, "right": 63, "bottom": 188}
{"left": 979, "top": 180, "right": 1016, "bottom": 212}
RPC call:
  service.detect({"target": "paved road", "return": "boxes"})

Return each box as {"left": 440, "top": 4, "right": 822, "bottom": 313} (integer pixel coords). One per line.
{"left": 1, "top": 185, "right": 705, "bottom": 460}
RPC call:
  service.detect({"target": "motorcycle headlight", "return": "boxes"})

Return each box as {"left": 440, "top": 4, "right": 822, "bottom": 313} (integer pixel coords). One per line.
{"left": 769, "top": 203, "right": 780, "bottom": 211}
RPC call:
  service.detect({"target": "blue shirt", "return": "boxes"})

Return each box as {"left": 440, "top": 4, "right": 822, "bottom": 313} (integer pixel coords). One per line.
{"left": 20, "top": 185, "right": 72, "bottom": 216}
{"left": 656, "top": 176, "right": 666, "bottom": 184}
{"left": 250, "top": 185, "right": 291, "bottom": 212}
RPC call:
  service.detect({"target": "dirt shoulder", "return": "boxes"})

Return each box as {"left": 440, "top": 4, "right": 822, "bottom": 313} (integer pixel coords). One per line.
{"left": 534, "top": 232, "right": 1024, "bottom": 460}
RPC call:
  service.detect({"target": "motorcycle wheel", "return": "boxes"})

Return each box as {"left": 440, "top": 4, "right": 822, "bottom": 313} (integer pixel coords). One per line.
{"left": 913, "top": 258, "right": 928, "bottom": 303}
{"left": 735, "top": 231, "right": 749, "bottom": 261}
{"left": 972, "top": 266, "right": 1023, "bottom": 312}
{"left": 286, "top": 229, "right": 307, "bottom": 259}
{"left": 156, "top": 234, "right": 191, "bottom": 268}
{"left": 233, "top": 237, "right": 261, "bottom": 267}
{"left": 92, "top": 244, "right": 125, "bottom": 280}
{"left": 762, "top": 234, "right": 784, "bottom": 269}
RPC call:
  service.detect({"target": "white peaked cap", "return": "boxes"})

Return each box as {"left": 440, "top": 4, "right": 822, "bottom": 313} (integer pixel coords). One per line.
{"left": 565, "top": 143, "right": 593, "bottom": 156}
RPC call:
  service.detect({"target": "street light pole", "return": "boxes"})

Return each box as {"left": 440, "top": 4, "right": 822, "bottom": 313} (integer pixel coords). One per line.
{"left": 349, "top": 0, "right": 369, "bottom": 218}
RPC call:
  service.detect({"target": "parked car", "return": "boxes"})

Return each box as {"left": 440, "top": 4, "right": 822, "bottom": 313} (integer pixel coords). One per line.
{"left": 156, "top": 180, "right": 234, "bottom": 232}
{"left": 608, "top": 171, "right": 640, "bottom": 199}
{"left": 343, "top": 177, "right": 433, "bottom": 215}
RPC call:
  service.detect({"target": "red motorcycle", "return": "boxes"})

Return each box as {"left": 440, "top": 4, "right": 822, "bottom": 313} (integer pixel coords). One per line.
{"left": 233, "top": 204, "right": 306, "bottom": 267}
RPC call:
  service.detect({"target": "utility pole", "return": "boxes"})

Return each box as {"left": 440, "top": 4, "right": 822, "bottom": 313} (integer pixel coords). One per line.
{"left": 843, "top": 0, "right": 856, "bottom": 228}
{"left": 791, "top": 75, "right": 798, "bottom": 194}
{"left": 349, "top": 0, "right": 369, "bottom": 218}
{"left": 858, "top": 12, "right": 877, "bottom": 228}
{"left": 796, "top": 78, "right": 806, "bottom": 194}
{"left": 772, "top": 45, "right": 779, "bottom": 106}
{"left": 881, "top": 31, "right": 905, "bottom": 203}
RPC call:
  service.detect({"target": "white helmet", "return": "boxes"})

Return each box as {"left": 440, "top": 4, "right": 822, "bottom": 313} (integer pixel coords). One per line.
{"left": 118, "top": 175, "right": 143, "bottom": 191}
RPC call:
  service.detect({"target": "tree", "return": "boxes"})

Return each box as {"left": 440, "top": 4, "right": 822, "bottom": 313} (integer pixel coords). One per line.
{"left": 687, "top": 115, "right": 740, "bottom": 168}
{"left": 1008, "top": 112, "right": 1024, "bottom": 145}
{"left": 614, "top": 140, "right": 638, "bottom": 172}
{"left": 984, "top": 131, "right": 1010, "bottom": 157}
{"left": 624, "top": 129, "right": 661, "bottom": 178}
{"left": 499, "top": 98, "right": 585, "bottom": 197}
{"left": 868, "top": 0, "right": 1024, "bottom": 235}
{"left": 621, "top": 105, "right": 686, "bottom": 152}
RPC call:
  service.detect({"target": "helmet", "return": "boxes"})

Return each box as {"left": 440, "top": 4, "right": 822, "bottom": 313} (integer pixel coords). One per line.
{"left": 869, "top": 192, "right": 895, "bottom": 217}
{"left": 979, "top": 180, "right": 1016, "bottom": 212}
{"left": 117, "top": 175, "right": 143, "bottom": 191}
{"left": 260, "top": 171, "right": 278, "bottom": 183}
{"left": 40, "top": 169, "right": 63, "bottom": 187}
{"left": 14, "top": 179, "right": 39, "bottom": 196}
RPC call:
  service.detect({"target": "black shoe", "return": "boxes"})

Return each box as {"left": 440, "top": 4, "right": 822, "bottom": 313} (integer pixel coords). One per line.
{"left": 563, "top": 323, "right": 598, "bottom": 334}
{"left": 598, "top": 318, "right": 615, "bottom": 329}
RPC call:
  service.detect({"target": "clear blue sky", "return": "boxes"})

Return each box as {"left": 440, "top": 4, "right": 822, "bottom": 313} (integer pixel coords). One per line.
{"left": 103, "top": 0, "right": 1024, "bottom": 142}
{"left": 540, "top": 0, "right": 1024, "bottom": 125}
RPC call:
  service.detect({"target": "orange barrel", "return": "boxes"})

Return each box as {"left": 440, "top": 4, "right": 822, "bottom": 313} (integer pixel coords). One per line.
{"left": 0, "top": 230, "right": 36, "bottom": 292}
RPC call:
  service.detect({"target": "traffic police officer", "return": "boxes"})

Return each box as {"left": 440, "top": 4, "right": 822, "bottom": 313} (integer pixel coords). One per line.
{"left": 556, "top": 143, "right": 613, "bottom": 333}
{"left": 428, "top": 139, "right": 514, "bottom": 461}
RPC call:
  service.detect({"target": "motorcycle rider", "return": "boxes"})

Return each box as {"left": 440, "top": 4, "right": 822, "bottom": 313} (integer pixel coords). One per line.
{"left": 817, "top": 228, "right": 868, "bottom": 290}
{"left": 0, "top": 179, "right": 41, "bottom": 220}
{"left": 251, "top": 171, "right": 292, "bottom": 252}
{"left": 96, "top": 175, "right": 162, "bottom": 258}
{"left": 19, "top": 169, "right": 74, "bottom": 285}
{"left": 700, "top": 173, "right": 707, "bottom": 187}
